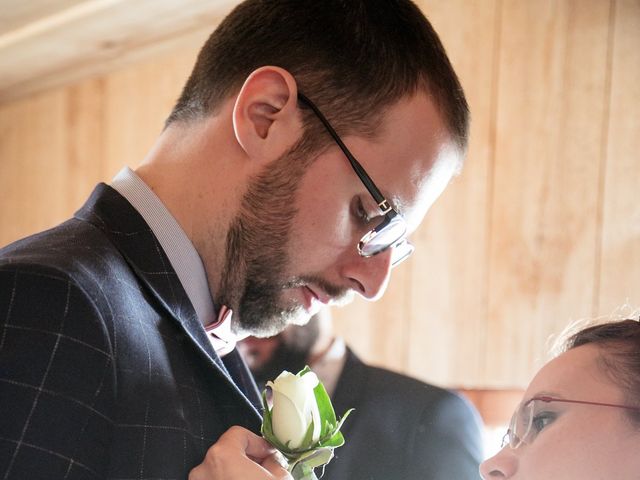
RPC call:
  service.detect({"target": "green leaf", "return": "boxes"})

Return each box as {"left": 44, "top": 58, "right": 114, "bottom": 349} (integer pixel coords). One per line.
{"left": 288, "top": 447, "right": 334, "bottom": 479}
{"left": 334, "top": 408, "right": 354, "bottom": 433}
{"left": 297, "top": 365, "right": 312, "bottom": 376}
{"left": 299, "top": 447, "right": 334, "bottom": 469}
{"left": 261, "top": 390, "right": 273, "bottom": 438}
{"left": 313, "top": 381, "right": 337, "bottom": 437}
{"left": 299, "top": 416, "right": 316, "bottom": 449}
{"left": 319, "top": 430, "right": 344, "bottom": 448}
{"left": 290, "top": 461, "right": 319, "bottom": 480}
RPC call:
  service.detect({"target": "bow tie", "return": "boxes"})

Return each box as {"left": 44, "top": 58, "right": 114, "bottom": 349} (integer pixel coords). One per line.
{"left": 205, "top": 305, "right": 236, "bottom": 357}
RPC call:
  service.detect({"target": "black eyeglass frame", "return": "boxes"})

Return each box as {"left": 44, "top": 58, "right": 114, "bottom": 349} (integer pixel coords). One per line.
{"left": 297, "top": 92, "right": 413, "bottom": 264}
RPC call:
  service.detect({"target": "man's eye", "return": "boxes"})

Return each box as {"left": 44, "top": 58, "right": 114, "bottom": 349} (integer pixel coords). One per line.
{"left": 353, "top": 198, "right": 372, "bottom": 224}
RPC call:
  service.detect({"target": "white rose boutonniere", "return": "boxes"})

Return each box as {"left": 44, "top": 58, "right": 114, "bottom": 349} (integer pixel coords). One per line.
{"left": 261, "top": 367, "right": 353, "bottom": 480}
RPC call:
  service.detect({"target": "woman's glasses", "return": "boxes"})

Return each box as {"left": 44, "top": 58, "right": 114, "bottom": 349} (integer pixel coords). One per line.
{"left": 503, "top": 395, "right": 640, "bottom": 449}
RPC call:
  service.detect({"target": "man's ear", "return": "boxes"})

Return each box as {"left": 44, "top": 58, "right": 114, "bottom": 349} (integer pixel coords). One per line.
{"left": 233, "top": 66, "right": 302, "bottom": 164}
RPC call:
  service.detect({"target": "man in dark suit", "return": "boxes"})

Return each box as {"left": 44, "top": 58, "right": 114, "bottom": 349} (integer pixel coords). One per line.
{"left": 241, "top": 309, "right": 484, "bottom": 480}
{"left": 0, "top": 1, "right": 470, "bottom": 478}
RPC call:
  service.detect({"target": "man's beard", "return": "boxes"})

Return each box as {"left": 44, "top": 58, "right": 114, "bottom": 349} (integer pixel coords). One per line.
{"left": 216, "top": 137, "right": 321, "bottom": 337}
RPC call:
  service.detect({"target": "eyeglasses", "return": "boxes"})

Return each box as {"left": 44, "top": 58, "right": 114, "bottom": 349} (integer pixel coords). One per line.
{"left": 297, "top": 93, "right": 414, "bottom": 267}
{"left": 503, "top": 395, "right": 640, "bottom": 449}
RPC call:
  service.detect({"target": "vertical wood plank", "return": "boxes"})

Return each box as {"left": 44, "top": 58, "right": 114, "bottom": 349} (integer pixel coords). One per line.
{"left": 102, "top": 46, "right": 199, "bottom": 177}
{"left": 402, "top": 0, "right": 497, "bottom": 387}
{"left": 597, "top": 0, "right": 640, "bottom": 316}
{"left": 62, "top": 78, "right": 106, "bottom": 213}
{"left": 0, "top": 90, "right": 68, "bottom": 245}
{"left": 486, "top": 0, "right": 612, "bottom": 386}
{"left": 332, "top": 265, "right": 411, "bottom": 373}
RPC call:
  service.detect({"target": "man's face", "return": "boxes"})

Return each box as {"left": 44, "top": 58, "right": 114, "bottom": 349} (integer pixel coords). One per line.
{"left": 219, "top": 91, "right": 459, "bottom": 337}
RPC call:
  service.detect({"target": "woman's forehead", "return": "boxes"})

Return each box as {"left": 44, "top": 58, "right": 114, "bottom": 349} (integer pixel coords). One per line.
{"left": 525, "top": 344, "right": 619, "bottom": 400}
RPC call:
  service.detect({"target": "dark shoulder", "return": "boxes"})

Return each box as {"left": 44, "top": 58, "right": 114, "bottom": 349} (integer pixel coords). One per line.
{"left": 339, "top": 352, "right": 479, "bottom": 428}
{"left": 0, "top": 218, "right": 133, "bottom": 338}
{"left": 362, "top": 362, "right": 462, "bottom": 407}
{"left": 0, "top": 217, "right": 127, "bottom": 286}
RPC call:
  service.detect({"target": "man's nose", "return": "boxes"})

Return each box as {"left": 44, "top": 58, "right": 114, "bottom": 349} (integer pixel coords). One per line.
{"left": 343, "top": 247, "right": 393, "bottom": 301}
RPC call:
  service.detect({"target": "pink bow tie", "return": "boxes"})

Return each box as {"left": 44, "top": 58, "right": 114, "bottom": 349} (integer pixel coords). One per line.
{"left": 205, "top": 305, "right": 236, "bottom": 357}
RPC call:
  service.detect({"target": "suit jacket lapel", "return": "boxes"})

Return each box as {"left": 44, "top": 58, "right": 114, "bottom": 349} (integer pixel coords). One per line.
{"left": 74, "top": 184, "right": 262, "bottom": 421}
{"left": 223, "top": 349, "right": 263, "bottom": 411}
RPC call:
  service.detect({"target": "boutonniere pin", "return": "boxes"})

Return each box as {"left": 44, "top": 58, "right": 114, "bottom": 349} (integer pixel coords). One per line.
{"left": 261, "top": 367, "right": 353, "bottom": 480}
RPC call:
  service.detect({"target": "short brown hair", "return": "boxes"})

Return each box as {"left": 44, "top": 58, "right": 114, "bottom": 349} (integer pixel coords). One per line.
{"left": 166, "top": 0, "right": 469, "bottom": 152}
{"left": 563, "top": 319, "right": 640, "bottom": 424}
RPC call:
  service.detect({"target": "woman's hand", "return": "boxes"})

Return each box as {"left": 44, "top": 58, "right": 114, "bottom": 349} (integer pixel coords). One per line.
{"left": 189, "top": 426, "right": 292, "bottom": 480}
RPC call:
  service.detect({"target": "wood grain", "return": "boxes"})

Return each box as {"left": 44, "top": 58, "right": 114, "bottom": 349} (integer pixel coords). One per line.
{"left": 597, "top": 0, "right": 640, "bottom": 317}
{"left": 486, "top": 0, "right": 613, "bottom": 386}
{"left": 0, "top": 0, "right": 236, "bottom": 103}
{"left": 403, "top": 0, "right": 497, "bottom": 387}
{"left": 0, "top": 0, "right": 638, "bottom": 389}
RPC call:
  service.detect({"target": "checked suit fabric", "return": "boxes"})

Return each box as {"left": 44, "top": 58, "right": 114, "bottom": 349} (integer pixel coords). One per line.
{"left": 0, "top": 184, "right": 262, "bottom": 479}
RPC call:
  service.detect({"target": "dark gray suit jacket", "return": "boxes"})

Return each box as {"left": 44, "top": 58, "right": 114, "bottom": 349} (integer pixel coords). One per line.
{"left": 325, "top": 348, "right": 483, "bottom": 480}
{"left": 0, "top": 184, "right": 262, "bottom": 479}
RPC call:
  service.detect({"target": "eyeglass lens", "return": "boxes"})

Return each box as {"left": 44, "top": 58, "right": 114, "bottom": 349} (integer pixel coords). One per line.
{"left": 358, "top": 213, "right": 407, "bottom": 257}
{"left": 504, "top": 401, "right": 534, "bottom": 449}
{"left": 358, "top": 217, "right": 413, "bottom": 267}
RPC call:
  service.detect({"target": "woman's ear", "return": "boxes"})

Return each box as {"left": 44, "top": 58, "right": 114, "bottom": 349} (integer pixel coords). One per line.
{"left": 232, "top": 66, "right": 302, "bottom": 164}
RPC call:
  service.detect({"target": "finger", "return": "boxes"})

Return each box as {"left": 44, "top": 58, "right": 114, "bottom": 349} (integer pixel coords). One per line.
{"left": 260, "top": 454, "right": 293, "bottom": 480}
{"left": 221, "top": 426, "right": 276, "bottom": 461}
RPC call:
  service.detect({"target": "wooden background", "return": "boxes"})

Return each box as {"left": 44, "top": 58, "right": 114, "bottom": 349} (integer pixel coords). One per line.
{"left": 1, "top": 0, "right": 638, "bottom": 389}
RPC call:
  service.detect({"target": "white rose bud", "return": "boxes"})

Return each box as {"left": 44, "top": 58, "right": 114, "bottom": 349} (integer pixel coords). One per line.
{"left": 267, "top": 370, "right": 322, "bottom": 449}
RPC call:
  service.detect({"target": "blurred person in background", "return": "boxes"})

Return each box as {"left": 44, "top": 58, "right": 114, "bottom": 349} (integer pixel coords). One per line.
{"left": 480, "top": 318, "right": 640, "bottom": 479}
{"left": 240, "top": 307, "right": 484, "bottom": 480}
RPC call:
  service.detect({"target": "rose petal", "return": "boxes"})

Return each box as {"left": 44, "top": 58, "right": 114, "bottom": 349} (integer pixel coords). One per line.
{"left": 271, "top": 390, "right": 308, "bottom": 448}
{"left": 270, "top": 371, "right": 310, "bottom": 411}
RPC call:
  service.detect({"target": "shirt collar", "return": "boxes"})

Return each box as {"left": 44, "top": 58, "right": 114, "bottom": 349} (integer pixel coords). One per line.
{"left": 111, "top": 166, "right": 235, "bottom": 355}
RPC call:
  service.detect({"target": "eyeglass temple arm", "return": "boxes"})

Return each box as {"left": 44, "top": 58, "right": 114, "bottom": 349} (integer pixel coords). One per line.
{"left": 533, "top": 396, "right": 640, "bottom": 411}
{"left": 297, "top": 92, "right": 389, "bottom": 210}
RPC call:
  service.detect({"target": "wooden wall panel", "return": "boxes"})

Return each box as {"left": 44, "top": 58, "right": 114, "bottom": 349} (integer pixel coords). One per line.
{"left": 102, "top": 47, "right": 198, "bottom": 177}
{"left": 0, "top": 48, "right": 199, "bottom": 246}
{"left": 405, "top": 0, "right": 497, "bottom": 387}
{"left": 486, "top": 0, "right": 613, "bottom": 386}
{"left": 0, "top": 81, "right": 105, "bottom": 245}
{"left": 0, "top": 0, "right": 233, "bottom": 103}
{"left": 332, "top": 265, "right": 411, "bottom": 374}
{"left": 598, "top": 0, "right": 640, "bottom": 315}
{"left": 0, "top": 0, "right": 638, "bottom": 389}
{"left": 61, "top": 79, "right": 106, "bottom": 214}
{"left": 0, "top": 91, "right": 68, "bottom": 245}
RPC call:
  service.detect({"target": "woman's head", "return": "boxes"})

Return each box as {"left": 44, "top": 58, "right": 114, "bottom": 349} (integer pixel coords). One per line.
{"left": 562, "top": 319, "right": 640, "bottom": 424}
{"left": 480, "top": 318, "right": 640, "bottom": 479}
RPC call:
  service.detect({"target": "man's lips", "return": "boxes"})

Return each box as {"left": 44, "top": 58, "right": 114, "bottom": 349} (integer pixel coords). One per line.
{"left": 300, "top": 285, "right": 330, "bottom": 313}
{"left": 304, "top": 285, "right": 331, "bottom": 305}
